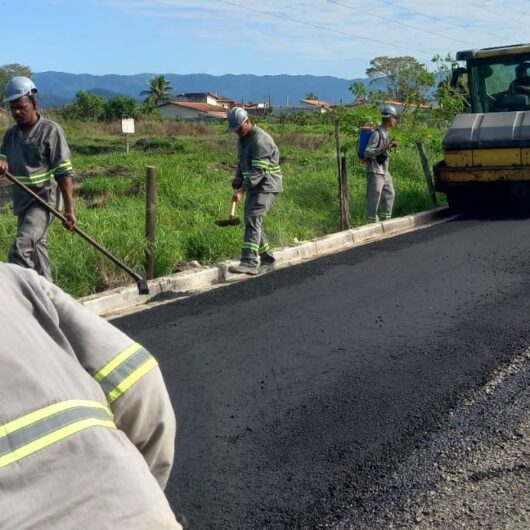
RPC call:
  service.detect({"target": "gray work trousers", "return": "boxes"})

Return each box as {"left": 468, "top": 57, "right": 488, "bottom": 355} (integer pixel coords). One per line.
{"left": 8, "top": 204, "right": 55, "bottom": 281}
{"left": 366, "top": 171, "right": 395, "bottom": 222}
{"left": 241, "top": 191, "right": 278, "bottom": 267}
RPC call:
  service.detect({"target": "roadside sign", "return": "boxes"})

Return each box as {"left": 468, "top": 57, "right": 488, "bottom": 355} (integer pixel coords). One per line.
{"left": 121, "top": 118, "right": 135, "bottom": 134}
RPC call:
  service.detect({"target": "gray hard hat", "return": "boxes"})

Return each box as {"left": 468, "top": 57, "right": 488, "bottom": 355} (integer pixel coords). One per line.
{"left": 381, "top": 104, "right": 398, "bottom": 118}
{"left": 227, "top": 107, "right": 249, "bottom": 131}
{"left": 3, "top": 76, "right": 38, "bottom": 103}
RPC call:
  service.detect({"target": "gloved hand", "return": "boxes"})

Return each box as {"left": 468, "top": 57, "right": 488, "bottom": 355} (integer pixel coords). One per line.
{"left": 231, "top": 176, "right": 243, "bottom": 190}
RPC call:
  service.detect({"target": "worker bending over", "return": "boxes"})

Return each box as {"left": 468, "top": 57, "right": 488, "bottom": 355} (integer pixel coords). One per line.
{"left": 0, "top": 263, "right": 183, "bottom": 529}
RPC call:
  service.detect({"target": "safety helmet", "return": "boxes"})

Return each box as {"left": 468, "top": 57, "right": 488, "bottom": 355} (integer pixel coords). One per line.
{"left": 227, "top": 107, "right": 249, "bottom": 131}
{"left": 381, "top": 104, "right": 398, "bottom": 119}
{"left": 3, "top": 76, "right": 38, "bottom": 103}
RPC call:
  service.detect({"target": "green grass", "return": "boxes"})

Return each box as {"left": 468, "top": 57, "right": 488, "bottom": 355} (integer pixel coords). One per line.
{"left": 0, "top": 118, "right": 446, "bottom": 297}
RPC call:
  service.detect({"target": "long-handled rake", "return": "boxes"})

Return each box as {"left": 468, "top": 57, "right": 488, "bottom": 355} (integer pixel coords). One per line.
{"left": 3, "top": 171, "right": 149, "bottom": 295}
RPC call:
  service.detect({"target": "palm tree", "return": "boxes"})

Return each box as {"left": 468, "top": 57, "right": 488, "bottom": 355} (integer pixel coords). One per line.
{"left": 141, "top": 75, "right": 173, "bottom": 107}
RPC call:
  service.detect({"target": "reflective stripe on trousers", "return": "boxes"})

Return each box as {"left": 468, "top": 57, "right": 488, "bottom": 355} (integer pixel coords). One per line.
{"left": 241, "top": 191, "right": 278, "bottom": 267}
{"left": 0, "top": 400, "right": 115, "bottom": 469}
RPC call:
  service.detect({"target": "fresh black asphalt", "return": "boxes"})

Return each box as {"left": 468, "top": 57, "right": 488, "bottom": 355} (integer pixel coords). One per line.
{"left": 113, "top": 217, "right": 530, "bottom": 529}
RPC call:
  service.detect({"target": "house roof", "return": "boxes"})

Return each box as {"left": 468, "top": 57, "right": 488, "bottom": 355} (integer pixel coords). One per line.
{"left": 299, "top": 98, "right": 334, "bottom": 109}
{"left": 157, "top": 101, "right": 228, "bottom": 119}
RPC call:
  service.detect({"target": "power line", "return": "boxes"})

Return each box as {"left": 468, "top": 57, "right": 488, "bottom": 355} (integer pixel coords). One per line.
{"left": 211, "top": 0, "right": 432, "bottom": 57}
{"left": 460, "top": 0, "right": 530, "bottom": 30}
{"left": 327, "top": 0, "right": 475, "bottom": 47}
{"left": 378, "top": 0, "right": 510, "bottom": 42}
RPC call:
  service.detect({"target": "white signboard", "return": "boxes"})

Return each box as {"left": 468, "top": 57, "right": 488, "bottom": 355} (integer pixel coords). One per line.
{"left": 121, "top": 118, "right": 135, "bottom": 134}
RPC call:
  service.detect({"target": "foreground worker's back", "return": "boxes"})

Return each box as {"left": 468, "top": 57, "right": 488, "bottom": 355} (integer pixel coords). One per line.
{"left": 0, "top": 264, "right": 181, "bottom": 529}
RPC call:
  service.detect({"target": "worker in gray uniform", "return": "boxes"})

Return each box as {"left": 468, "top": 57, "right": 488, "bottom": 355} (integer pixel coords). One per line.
{"left": 227, "top": 107, "right": 283, "bottom": 275}
{"left": 364, "top": 104, "right": 400, "bottom": 223}
{"left": 0, "top": 262, "right": 183, "bottom": 529}
{"left": 0, "top": 76, "right": 76, "bottom": 282}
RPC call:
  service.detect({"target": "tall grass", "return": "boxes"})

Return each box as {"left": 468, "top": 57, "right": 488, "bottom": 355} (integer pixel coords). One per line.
{"left": 0, "top": 118, "right": 446, "bottom": 296}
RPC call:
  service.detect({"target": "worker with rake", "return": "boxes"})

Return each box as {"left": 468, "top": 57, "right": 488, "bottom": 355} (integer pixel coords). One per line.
{"left": 227, "top": 107, "right": 283, "bottom": 275}
{"left": 0, "top": 76, "right": 76, "bottom": 281}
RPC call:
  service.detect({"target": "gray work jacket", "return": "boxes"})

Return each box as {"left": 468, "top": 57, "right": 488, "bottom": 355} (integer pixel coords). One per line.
{"left": 236, "top": 125, "right": 283, "bottom": 193}
{"left": 0, "top": 264, "right": 181, "bottom": 529}
{"left": 0, "top": 116, "right": 74, "bottom": 215}
{"left": 364, "top": 126, "right": 391, "bottom": 175}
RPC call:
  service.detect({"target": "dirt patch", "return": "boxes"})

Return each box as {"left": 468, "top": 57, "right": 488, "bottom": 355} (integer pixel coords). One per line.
{"left": 135, "top": 137, "right": 186, "bottom": 153}
{"left": 83, "top": 194, "right": 112, "bottom": 209}
{"left": 207, "top": 162, "right": 237, "bottom": 172}
{"left": 278, "top": 132, "right": 331, "bottom": 150}
{"left": 70, "top": 144, "right": 119, "bottom": 155}
{"left": 77, "top": 164, "right": 135, "bottom": 179}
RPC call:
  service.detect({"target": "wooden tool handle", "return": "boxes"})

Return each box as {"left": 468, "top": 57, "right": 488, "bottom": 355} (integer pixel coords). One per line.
{"left": 3, "top": 171, "right": 143, "bottom": 282}
{"left": 230, "top": 199, "right": 237, "bottom": 217}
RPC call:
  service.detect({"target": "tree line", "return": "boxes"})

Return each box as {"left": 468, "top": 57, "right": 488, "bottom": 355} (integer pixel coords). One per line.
{"left": 0, "top": 67, "right": 173, "bottom": 122}
{"left": 2, "top": 56, "right": 467, "bottom": 123}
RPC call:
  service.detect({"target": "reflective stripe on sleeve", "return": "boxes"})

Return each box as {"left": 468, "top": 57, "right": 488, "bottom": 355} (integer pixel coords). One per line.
{"left": 94, "top": 342, "right": 159, "bottom": 405}
{"left": 0, "top": 400, "right": 115, "bottom": 469}
{"left": 251, "top": 160, "right": 281, "bottom": 173}
{"left": 53, "top": 159, "right": 74, "bottom": 176}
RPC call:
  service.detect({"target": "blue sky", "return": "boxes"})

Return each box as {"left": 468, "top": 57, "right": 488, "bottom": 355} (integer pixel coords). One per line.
{"left": 3, "top": 0, "right": 530, "bottom": 79}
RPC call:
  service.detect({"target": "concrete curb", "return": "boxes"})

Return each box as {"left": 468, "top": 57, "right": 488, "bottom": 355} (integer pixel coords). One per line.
{"left": 80, "top": 206, "right": 453, "bottom": 316}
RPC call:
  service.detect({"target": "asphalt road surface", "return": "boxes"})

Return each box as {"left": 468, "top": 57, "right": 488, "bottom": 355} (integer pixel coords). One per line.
{"left": 113, "top": 217, "right": 530, "bottom": 529}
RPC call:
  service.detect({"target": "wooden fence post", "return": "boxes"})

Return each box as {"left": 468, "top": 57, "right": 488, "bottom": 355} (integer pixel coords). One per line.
{"left": 340, "top": 155, "right": 351, "bottom": 229}
{"left": 145, "top": 166, "right": 157, "bottom": 279}
{"left": 335, "top": 122, "right": 351, "bottom": 229}
{"left": 416, "top": 142, "right": 438, "bottom": 206}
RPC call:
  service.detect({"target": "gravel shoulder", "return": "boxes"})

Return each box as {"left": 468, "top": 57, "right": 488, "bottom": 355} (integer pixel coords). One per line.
{"left": 331, "top": 349, "right": 530, "bottom": 530}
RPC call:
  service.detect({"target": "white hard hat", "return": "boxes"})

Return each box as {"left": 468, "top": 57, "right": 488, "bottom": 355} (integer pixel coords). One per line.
{"left": 381, "top": 104, "right": 398, "bottom": 119}
{"left": 4, "top": 76, "right": 38, "bottom": 103}
{"left": 227, "top": 107, "right": 249, "bottom": 131}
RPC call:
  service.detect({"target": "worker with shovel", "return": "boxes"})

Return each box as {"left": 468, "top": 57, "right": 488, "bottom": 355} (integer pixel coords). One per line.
{"left": 0, "top": 76, "right": 76, "bottom": 282}
{"left": 226, "top": 107, "right": 282, "bottom": 275}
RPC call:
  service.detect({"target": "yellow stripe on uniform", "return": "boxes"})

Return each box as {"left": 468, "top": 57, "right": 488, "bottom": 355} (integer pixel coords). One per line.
{"left": 0, "top": 399, "right": 111, "bottom": 439}
{"left": 0, "top": 400, "right": 115, "bottom": 469}
{"left": 106, "top": 357, "right": 159, "bottom": 404}
{"left": 94, "top": 342, "right": 143, "bottom": 382}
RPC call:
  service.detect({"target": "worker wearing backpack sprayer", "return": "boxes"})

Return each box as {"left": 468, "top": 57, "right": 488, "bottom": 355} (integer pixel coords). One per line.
{"left": 364, "top": 104, "right": 400, "bottom": 223}
{"left": 0, "top": 76, "right": 76, "bottom": 281}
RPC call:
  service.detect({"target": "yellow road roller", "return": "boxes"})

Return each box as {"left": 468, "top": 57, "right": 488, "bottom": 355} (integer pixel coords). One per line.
{"left": 434, "top": 43, "right": 530, "bottom": 211}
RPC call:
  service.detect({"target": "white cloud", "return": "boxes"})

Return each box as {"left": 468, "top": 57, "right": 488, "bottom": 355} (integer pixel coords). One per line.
{"left": 96, "top": 0, "right": 530, "bottom": 76}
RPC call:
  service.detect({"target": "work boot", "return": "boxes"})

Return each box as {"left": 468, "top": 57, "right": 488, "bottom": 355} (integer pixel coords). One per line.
{"left": 228, "top": 262, "right": 260, "bottom": 275}
{"left": 259, "top": 252, "right": 276, "bottom": 265}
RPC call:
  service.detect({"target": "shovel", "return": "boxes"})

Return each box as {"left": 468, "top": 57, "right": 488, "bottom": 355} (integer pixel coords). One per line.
{"left": 3, "top": 171, "right": 149, "bottom": 295}
{"left": 215, "top": 199, "right": 241, "bottom": 227}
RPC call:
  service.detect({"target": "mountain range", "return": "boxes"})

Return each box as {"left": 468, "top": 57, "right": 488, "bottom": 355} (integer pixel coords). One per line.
{"left": 34, "top": 71, "right": 361, "bottom": 108}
